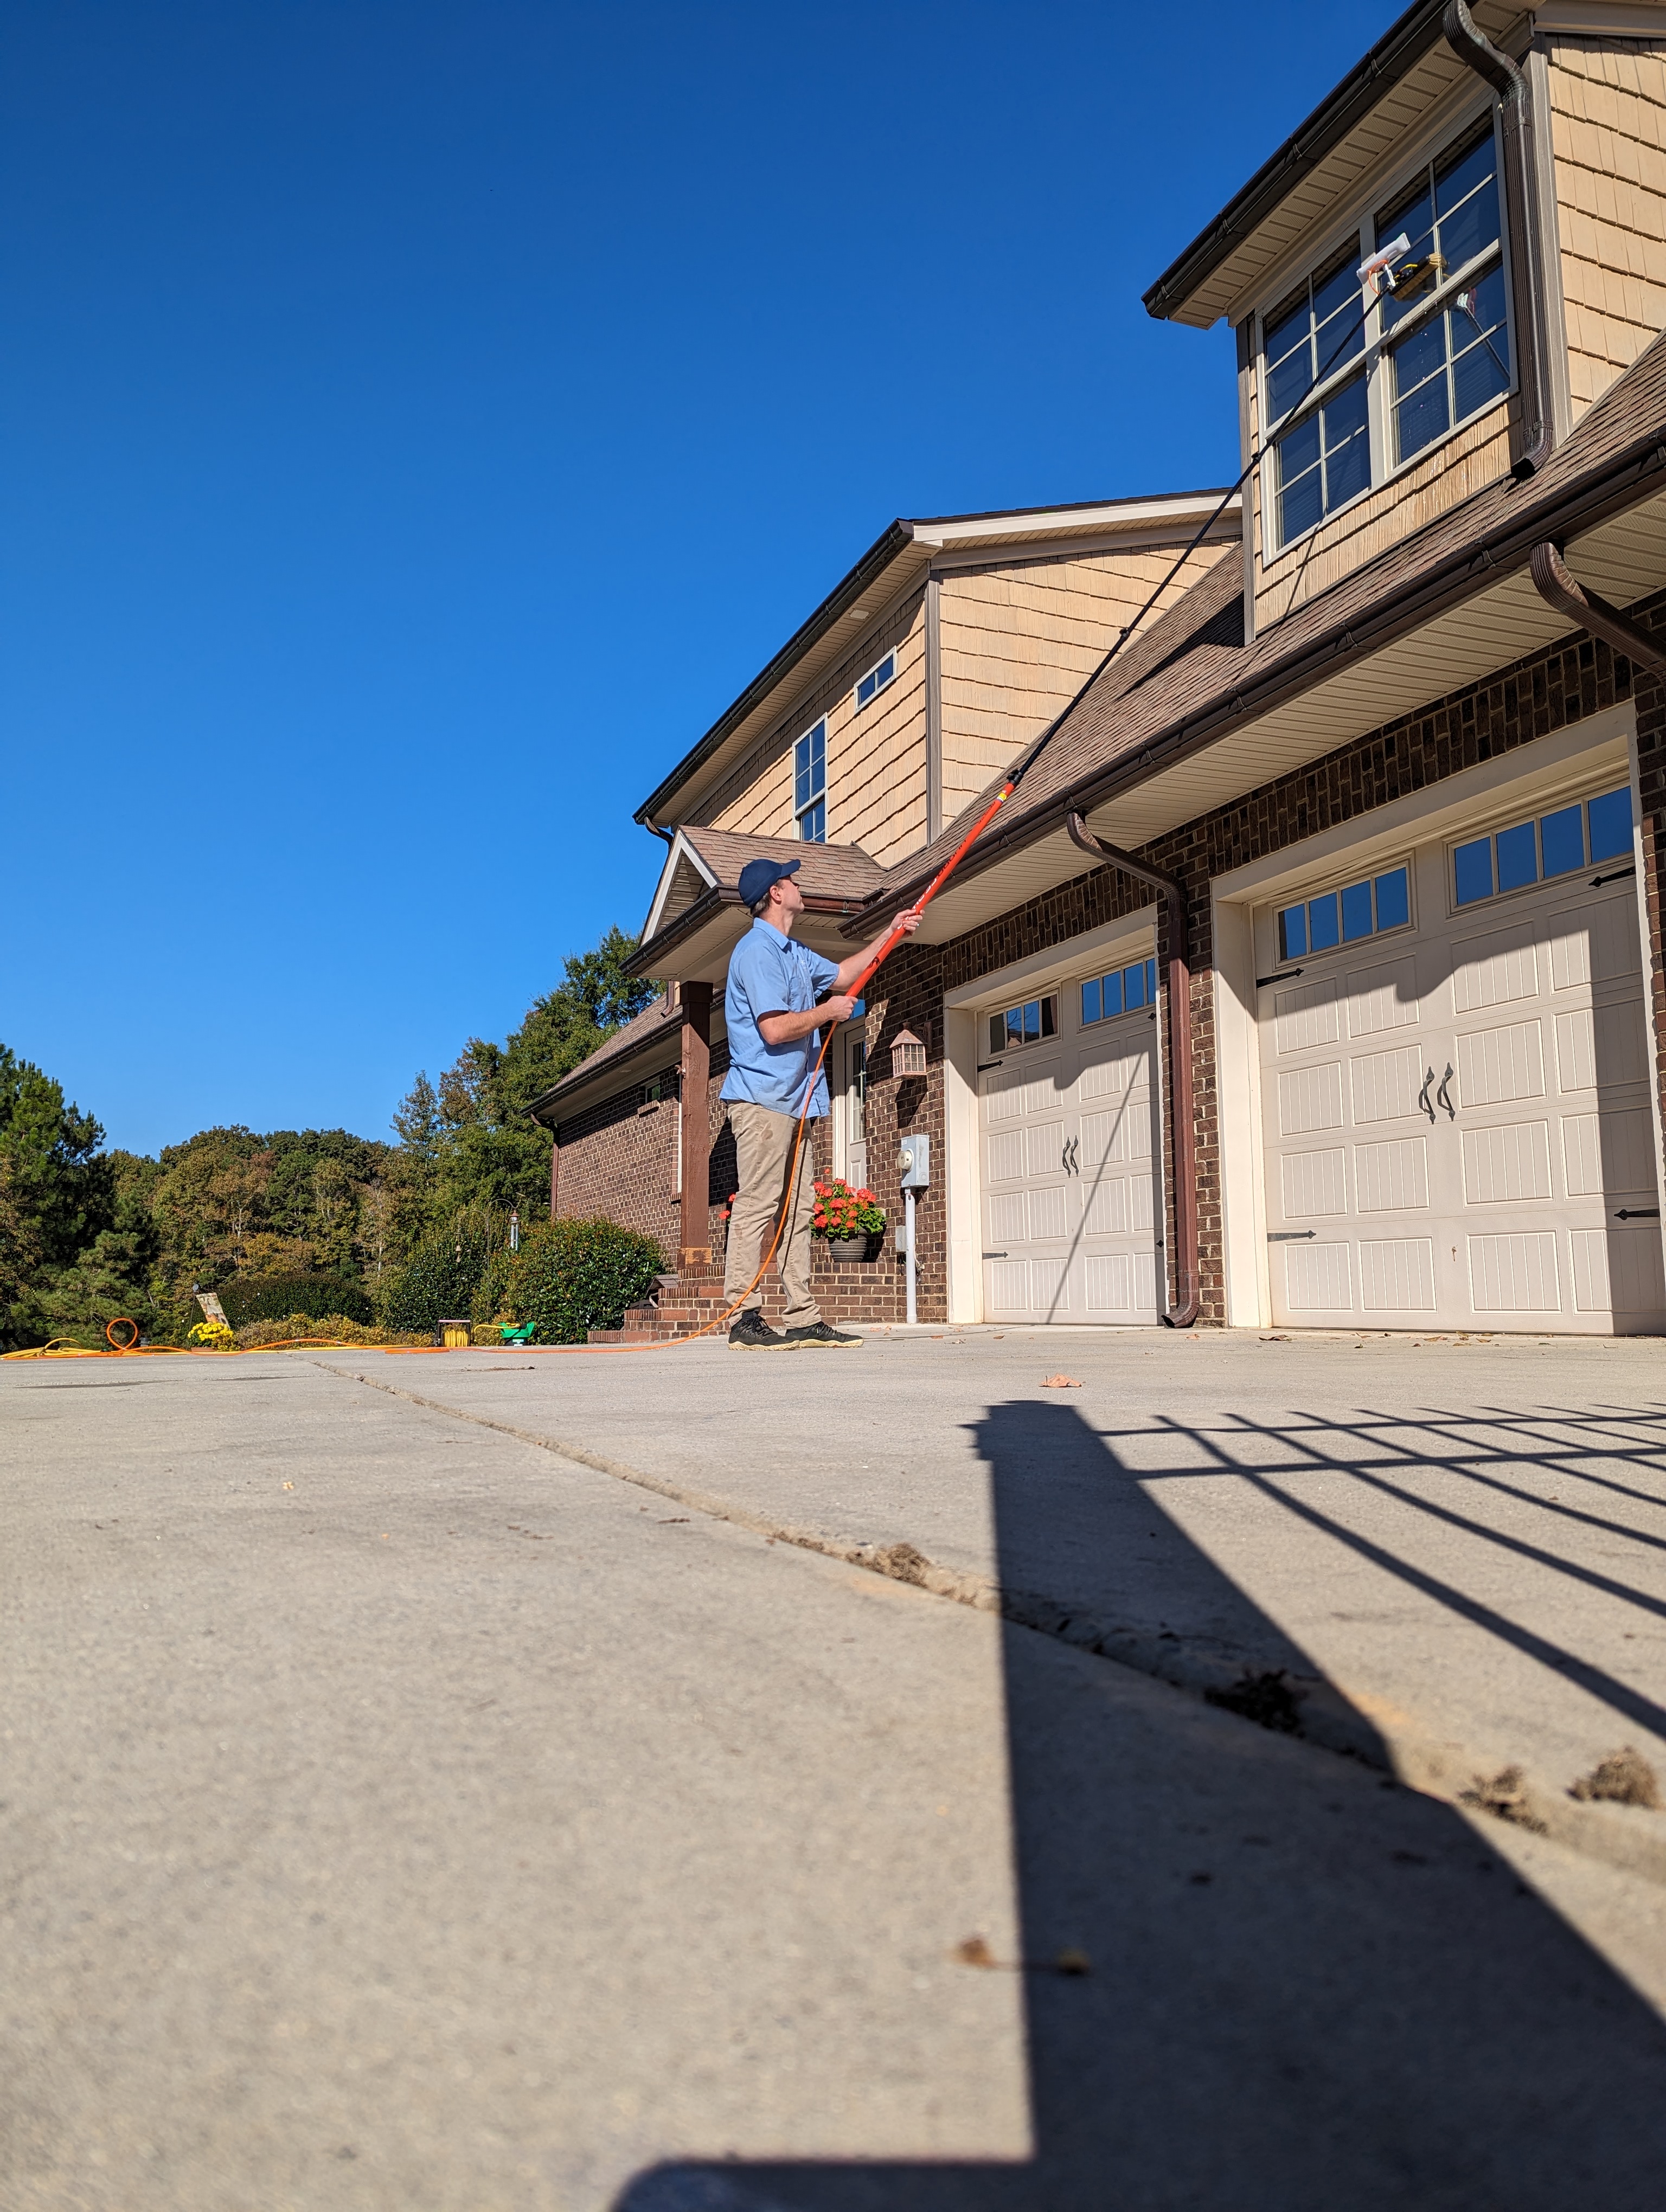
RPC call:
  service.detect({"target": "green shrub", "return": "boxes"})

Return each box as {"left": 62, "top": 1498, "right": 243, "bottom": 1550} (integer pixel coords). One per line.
{"left": 499, "top": 1217, "right": 664, "bottom": 1343}
{"left": 233, "top": 1313, "right": 403, "bottom": 1347}
{"left": 381, "top": 1212, "right": 502, "bottom": 1336}
{"left": 218, "top": 1274, "right": 373, "bottom": 1328}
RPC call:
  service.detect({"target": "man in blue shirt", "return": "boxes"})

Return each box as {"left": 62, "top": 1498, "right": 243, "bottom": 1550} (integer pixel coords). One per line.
{"left": 721, "top": 856, "right": 920, "bottom": 1348}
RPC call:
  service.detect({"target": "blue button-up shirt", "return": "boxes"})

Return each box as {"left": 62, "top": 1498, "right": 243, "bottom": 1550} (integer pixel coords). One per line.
{"left": 720, "top": 919, "right": 842, "bottom": 1118}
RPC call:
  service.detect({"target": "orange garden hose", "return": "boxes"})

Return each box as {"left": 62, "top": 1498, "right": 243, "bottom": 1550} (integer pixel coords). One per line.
{"left": 3, "top": 780, "right": 1018, "bottom": 1366}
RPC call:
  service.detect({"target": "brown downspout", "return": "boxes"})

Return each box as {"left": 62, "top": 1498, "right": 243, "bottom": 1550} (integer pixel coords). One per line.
{"left": 1529, "top": 541, "right": 1666, "bottom": 680}
{"left": 1443, "top": 1, "right": 1552, "bottom": 478}
{"left": 1067, "top": 814, "right": 1199, "bottom": 1327}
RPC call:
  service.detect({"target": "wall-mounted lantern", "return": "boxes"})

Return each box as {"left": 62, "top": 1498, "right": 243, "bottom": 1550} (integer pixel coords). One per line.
{"left": 889, "top": 1028, "right": 927, "bottom": 1079}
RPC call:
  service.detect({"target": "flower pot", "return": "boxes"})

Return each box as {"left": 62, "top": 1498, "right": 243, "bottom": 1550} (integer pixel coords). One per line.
{"left": 825, "top": 1232, "right": 884, "bottom": 1264}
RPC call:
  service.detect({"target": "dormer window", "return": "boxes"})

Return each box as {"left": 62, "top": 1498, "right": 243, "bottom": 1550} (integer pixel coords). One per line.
{"left": 1377, "top": 119, "right": 1508, "bottom": 467}
{"left": 1265, "top": 245, "right": 1370, "bottom": 542}
{"left": 794, "top": 718, "right": 826, "bottom": 842}
{"left": 1262, "top": 112, "right": 1511, "bottom": 554}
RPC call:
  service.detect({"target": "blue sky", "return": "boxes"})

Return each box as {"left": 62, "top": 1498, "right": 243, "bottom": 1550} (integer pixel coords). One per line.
{"left": 2, "top": 0, "right": 1391, "bottom": 1156}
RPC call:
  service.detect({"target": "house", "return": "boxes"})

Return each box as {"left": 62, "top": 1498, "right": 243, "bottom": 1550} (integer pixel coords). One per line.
{"left": 534, "top": 0, "right": 1666, "bottom": 1339}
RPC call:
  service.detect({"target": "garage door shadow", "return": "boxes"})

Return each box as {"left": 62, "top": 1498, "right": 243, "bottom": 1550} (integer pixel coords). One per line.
{"left": 615, "top": 1399, "right": 1666, "bottom": 2211}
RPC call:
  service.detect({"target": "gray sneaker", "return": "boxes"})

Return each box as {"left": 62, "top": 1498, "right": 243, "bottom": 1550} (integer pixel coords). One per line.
{"left": 784, "top": 1321, "right": 862, "bottom": 1348}
{"left": 729, "top": 1309, "right": 790, "bottom": 1350}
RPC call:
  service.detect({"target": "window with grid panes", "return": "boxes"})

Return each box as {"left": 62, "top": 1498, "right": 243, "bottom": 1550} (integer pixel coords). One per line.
{"left": 1265, "top": 242, "right": 1370, "bottom": 545}
{"left": 794, "top": 719, "right": 825, "bottom": 843}
{"left": 1377, "top": 117, "right": 1509, "bottom": 466}
{"left": 1259, "top": 113, "right": 1511, "bottom": 554}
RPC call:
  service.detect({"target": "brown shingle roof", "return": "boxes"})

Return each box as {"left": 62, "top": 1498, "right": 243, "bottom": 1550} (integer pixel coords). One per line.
{"left": 855, "top": 336, "right": 1666, "bottom": 924}
{"left": 524, "top": 993, "right": 681, "bottom": 1123}
{"left": 678, "top": 826, "right": 883, "bottom": 908}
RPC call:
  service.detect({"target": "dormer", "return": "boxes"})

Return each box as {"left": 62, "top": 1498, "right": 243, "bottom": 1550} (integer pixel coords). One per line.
{"left": 1145, "top": 0, "right": 1666, "bottom": 635}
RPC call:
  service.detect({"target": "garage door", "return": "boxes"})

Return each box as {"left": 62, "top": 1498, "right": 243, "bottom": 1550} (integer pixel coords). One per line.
{"left": 980, "top": 958, "right": 1162, "bottom": 1323}
{"left": 1259, "top": 784, "right": 1664, "bottom": 1332}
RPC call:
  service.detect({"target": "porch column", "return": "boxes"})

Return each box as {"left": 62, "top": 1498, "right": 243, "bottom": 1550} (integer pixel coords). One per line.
{"left": 678, "top": 982, "right": 713, "bottom": 1266}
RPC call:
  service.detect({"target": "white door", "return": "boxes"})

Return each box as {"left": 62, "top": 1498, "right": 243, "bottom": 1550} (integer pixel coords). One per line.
{"left": 980, "top": 975, "right": 1162, "bottom": 1323}
{"left": 1259, "top": 803, "right": 1664, "bottom": 1333}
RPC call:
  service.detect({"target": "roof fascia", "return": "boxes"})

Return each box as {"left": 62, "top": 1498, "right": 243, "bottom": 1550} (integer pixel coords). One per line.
{"left": 847, "top": 426, "right": 1666, "bottom": 931}
{"left": 1143, "top": 0, "right": 1455, "bottom": 327}
{"left": 913, "top": 491, "right": 1241, "bottom": 549}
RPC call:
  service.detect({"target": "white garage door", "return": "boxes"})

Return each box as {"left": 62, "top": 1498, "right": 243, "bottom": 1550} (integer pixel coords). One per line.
{"left": 1259, "top": 783, "right": 1664, "bottom": 1332}
{"left": 980, "top": 958, "right": 1162, "bottom": 1323}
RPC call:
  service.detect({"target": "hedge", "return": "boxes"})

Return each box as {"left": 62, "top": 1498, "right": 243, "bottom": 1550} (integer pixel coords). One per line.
{"left": 217, "top": 1274, "right": 373, "bottom": 1328}
{"left": 491, "top": 1217, "right": 664, "bottom": 1343}
{"left": 380, "top": 1218, "right": 500, "bottom": 1336}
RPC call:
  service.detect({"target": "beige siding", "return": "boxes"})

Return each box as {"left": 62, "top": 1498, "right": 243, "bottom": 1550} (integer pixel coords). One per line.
{"left": 1546, "top": 35, "right": 1666, "bottom": 422}
{"left": 698, "top": 589, "right": 929, "bottom": 869}
{"left": 1249, "top": 400, "right": 1512, "bottom": 632}
{"left": 938, "top": 543, "right": 1233, "bottom": 824}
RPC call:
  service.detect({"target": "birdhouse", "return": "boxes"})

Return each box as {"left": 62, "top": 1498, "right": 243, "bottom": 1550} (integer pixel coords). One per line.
{"left": 889, "top": 1028, "right": 927, "bottom": 1079}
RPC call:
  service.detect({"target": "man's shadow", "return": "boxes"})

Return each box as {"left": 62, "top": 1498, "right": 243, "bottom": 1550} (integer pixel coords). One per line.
{"left": 616, "top": 1400, "right": 1666, "bottom": 2210}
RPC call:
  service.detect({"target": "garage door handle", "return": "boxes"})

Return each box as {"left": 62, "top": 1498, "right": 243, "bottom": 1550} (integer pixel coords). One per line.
{"left": 1436, "top": 1063, "right": 1456, "bottom": 1120}
{"left": 982, "top": 1250, "right": 1009, "bottom": 1257}
{"left": 1417, "top": 1068, "right": 1437, "bottom": 1122}
{"left": 1616, "top": 1209, "right": 1660, "bottom": 1220}
{"left": 1268, "top": 1230, "right": 1316, "bottom": 1242}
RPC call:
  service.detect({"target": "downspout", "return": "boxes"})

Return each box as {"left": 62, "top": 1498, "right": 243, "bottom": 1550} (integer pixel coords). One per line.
{"left": 1443, "top": 1, "right": 1552, "bottom": 478}
{"left": 1067, "top": 813, "right": 1199, "bottom": 1327}
{"left": 1529, "top": 541, "right": 1666, "bottom": 681}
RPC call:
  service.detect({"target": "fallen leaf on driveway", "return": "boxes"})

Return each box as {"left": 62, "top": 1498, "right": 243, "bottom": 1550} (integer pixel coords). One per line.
{"left": 1040, "top": 1374, "right": 1082, "bottom": 1388}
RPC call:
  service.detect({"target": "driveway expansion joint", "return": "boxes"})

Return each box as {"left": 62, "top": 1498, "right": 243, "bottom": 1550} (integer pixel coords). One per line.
{"left": 317, "top": 1361, "right": 1666, "bottom": 1889}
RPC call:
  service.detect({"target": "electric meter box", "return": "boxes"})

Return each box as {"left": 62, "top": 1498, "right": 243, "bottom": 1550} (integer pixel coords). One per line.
{"left": 899, "top": 1134, "right": 931, "bottom": 1189}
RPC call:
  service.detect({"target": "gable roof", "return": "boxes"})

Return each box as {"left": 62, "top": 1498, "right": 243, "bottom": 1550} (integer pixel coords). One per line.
{"left": 845, "top": 332, "right": 1666, "bottom": 941}
{"left": 633, "top": 490, "right": 1240, "bottom": 832}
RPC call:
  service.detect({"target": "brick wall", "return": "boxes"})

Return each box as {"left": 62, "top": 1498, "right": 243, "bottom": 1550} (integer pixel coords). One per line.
{"left": 555, "top": 596, "right": 1665, "bottom": 1329}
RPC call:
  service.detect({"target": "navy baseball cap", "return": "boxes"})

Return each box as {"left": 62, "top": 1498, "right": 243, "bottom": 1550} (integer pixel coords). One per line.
{"left": 738, "top": 856, "right": 801, "bottom": 909}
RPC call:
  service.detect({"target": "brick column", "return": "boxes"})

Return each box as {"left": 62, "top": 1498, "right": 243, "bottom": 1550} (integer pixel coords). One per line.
{"left": 679, "top": 982, "right": 713, "bottom": 1265}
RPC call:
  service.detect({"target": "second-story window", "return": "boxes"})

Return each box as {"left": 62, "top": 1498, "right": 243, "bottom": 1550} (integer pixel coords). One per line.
{"left": 1260, "top": 112, "right": 1511, "bottom": 555}
{"left": 855, "top": 651, "right": 895, "bottom": 710}
{"left": 1377, "top": 119, "right": 1508, "bottom": 467}
{"left": 1266, "top": 246, "right": 1370, "bottom": 543}
{"left": 794, "top": 718, "right": 825, "bottom": 843}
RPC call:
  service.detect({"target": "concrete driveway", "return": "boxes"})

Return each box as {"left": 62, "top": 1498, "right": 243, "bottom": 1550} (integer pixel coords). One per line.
{"left": 4, "top": 1334, "right": 1666, "bottom": 2209}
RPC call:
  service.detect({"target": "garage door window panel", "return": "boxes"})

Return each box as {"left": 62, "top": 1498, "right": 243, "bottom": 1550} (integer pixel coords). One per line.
{"left": 1453, "top": 788, "right": 1634, "bottom": 909}
{"left": 1278, "top": 865, "right": 1411, "bottom": 963}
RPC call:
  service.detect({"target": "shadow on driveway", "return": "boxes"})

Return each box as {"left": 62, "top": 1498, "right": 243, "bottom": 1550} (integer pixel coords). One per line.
{"left": 614, "top": 1400, "right": 1666, "bottom": 2210}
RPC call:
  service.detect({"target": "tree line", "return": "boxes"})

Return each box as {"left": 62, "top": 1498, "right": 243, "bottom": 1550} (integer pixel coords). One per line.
{"left": 0, "top": 928, "right": 654, "bottom": 1349}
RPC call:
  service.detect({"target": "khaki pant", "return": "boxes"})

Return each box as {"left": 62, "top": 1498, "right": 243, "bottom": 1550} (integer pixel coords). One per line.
{"left": 723, "top": 1101, "right": 822, "bottom": 1329}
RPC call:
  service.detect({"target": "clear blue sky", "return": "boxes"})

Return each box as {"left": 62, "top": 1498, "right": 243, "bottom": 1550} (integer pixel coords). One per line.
{"left": 3, "top": 0, "right": 1389, "bottom": 1157}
